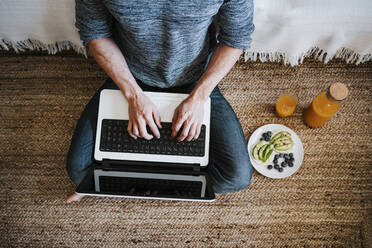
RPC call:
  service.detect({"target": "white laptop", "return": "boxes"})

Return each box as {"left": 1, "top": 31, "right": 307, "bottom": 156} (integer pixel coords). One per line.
{"left": 76, "top": 89, "right": 216, "bottom": 201}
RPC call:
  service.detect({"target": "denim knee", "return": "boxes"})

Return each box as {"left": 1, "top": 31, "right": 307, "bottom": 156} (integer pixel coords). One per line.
{"left": 227, "top": 161, "right": 252, "bottom": 192}
{"left": 66, "top": 152, "right": 81, "bottom": 185}
{"left": 66, "top": 142, "right": 94, "bottom": 185}
{"left": 66, "top": 156, "right": 92, "bottom": 185}
{"left": 211, "top": 158, "right": 253, "bottom": 194}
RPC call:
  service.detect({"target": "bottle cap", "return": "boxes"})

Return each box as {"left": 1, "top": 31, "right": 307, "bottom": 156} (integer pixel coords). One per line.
{"left": 329, "top": 83, "right": 348, "bottom": 101}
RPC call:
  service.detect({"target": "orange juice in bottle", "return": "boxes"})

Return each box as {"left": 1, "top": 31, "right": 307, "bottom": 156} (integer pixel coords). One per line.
{"left": 304, "top": 83, "right": 348, "bottom": 128}
{"left": 276, "top": 94, "right": 298, "bottom": 117}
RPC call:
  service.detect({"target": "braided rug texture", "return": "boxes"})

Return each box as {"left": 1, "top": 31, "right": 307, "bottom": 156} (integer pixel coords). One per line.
{"left": 0, "top": 51, "right": 371, "bottom": 247}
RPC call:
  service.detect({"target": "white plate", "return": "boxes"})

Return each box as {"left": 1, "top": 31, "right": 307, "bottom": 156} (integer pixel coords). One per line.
{"left": 247, "top": 124, "right": 304, "bottom": 179}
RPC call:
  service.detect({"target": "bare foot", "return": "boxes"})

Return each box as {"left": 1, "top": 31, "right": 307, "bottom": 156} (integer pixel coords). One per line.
{"left": 66, "top": 193, "right": 84, "bottom": 203}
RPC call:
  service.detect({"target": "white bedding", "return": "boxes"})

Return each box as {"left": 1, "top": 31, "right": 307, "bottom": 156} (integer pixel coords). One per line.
{"left": 0, "top": 0, "right": 371, "bottom": 65}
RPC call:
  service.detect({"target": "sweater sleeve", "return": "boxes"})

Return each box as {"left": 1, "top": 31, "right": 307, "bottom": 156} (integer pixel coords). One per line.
{"left": 75, "top": 0, "right": 113, "bottom": 46}
{"left": 217, "top": 0, "right": 255, "bottom": 50}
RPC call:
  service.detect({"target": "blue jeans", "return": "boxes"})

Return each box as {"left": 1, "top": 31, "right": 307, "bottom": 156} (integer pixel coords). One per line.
{"left": 66, "top": 78, "right": 252, "bottom": 194}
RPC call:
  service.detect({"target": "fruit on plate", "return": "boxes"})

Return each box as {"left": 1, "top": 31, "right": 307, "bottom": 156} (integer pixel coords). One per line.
{"left": 270, "top": 131, "right": 294, "bottom": 152}
{"left": 261, "top": 131, "right": 272, "bottom": 142}
{"left": 252, "top": 130, "right": 295, "bottom": 163}
{"left": 270, "top": 131, "right": 290, "bottom": 144}
{"left": 252, "top": 140, "right": 265, "bottom": 161}
{"left": 258, "top": 144, "right": 270, "bottom": 160}
{"left": 262, "top": 146, "right": 274, "bottom": 163}
{"left": 252, "top": 142, "right": 274, "bottom": 163}
{"left": 275, "top": 143, "right": 294, "bottom": 151}
{"left": 272, "top": 152, "right": 295, "bottom": 172}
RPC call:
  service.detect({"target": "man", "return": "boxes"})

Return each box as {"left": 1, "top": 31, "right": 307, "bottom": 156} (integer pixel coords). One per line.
{"left": 66, "top": 0, "right": 254, "bottom": 203}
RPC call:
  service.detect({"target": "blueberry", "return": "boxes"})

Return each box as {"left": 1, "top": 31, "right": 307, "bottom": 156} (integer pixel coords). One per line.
{"left": 288, "top": 162, "right": 294, "bottom": 167}
{"left": 289, "top": 153, "right": 294, "bottom": 158}
{"left": 267, "top": 165, "right": 273, "bottom": 170}
{"left": 267, "top": 131, "right": 272, "bottom": 136}
{"left": 273, "top": 158, "right": 278, "bottom": 164}
{"left": 274, "top": 154, "right": 279, "bottom": 159}
{"left": 284, "top": 154, "right": 290, "bottom": 160}
{"left": 274, "top": 164, "right": 279, "bottom": 169}
{"left": 279, "top": 153, "right": 284, "bottom": 158}
{"left": 281, "top": 162, "right": 287, "bottom": 167}
{"left": 278, "top": 167, "right": 283, "bottom": 172}
{"left": 260, "top": 138, "right": 264, "bottom": 141}
{"left": 264, "top": 137, "right": 270, "bottom": 142}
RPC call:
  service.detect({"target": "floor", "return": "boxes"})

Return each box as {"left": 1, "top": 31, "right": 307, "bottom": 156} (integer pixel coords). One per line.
{"left": 0, "top": 50, "right": 371, "bottom": 247}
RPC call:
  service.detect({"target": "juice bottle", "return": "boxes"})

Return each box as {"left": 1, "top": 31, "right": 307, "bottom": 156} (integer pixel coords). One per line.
{"left": 276, "top": 94, "right": 298, "bottom": 117}
{"left": 304, "top": 83, "right": 348, "bottom": 128}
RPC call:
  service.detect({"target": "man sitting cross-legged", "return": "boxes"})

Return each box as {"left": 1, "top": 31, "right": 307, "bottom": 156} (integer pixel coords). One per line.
{"left": 66, "top": 0, "right": 255, "bottom": 203}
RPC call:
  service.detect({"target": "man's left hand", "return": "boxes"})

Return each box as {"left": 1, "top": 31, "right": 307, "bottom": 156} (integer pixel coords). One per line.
{"left": 171, "top": 95, "right": 206, "bottom": 142}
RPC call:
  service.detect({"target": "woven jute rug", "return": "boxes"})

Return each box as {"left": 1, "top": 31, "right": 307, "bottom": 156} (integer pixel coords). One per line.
{"left": 0, "top": 51, "right": 371, "bottom": 247}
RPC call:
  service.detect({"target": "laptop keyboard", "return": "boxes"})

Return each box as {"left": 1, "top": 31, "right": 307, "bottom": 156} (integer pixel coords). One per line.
{"left": 99, "top": 119, "right": 206, "bottom": 156}
{"left": 99, "top": 176, "right": 203, "bottom": 198}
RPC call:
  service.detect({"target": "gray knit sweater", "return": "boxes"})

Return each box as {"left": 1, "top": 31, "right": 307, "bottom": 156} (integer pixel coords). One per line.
{"left": 76, "top": 0, "right": 254, "bottom": 88}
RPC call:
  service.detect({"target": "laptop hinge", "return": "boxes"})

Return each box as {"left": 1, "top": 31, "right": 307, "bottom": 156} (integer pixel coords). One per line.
{"left": 100, "top": 159, "right": 200, "bottom": 173}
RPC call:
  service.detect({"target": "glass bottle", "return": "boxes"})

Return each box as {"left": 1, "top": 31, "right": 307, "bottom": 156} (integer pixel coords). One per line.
{"left": 304, "top": 83, "right": 348, "bottom": 128}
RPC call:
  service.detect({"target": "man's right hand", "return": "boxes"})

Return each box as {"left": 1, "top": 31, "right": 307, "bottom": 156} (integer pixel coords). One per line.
{"left": 127, "top": 92, "right": 162, "bottom": 140}
{"left": 87, "top": 38, "right": 162, "bottom": 140}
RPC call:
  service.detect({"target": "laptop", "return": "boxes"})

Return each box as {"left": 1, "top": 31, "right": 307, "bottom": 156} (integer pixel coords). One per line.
{"left": 76, "top": 89, "right": 216, "bottom": 201}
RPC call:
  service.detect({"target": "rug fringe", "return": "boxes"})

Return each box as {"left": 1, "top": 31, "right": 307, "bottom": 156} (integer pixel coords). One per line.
{"left": 1, "top": 38, "right": 371, "bottom": 66}
{"left": 244, "top": 47, "right": 372, "bottom": 66}
{"left": 0, "top": 38, "right": 87, "bottom": 57}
